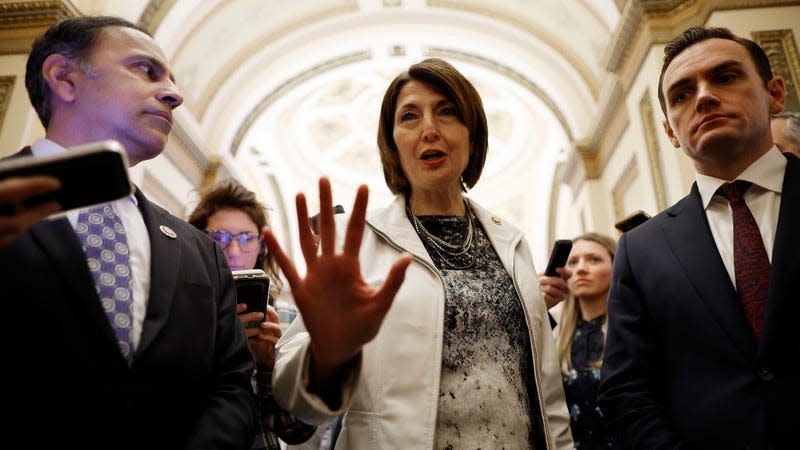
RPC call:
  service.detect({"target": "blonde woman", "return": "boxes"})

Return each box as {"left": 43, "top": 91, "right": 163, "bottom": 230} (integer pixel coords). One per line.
{"left": 557, "top": 233, "right": 618, "bottom": 449}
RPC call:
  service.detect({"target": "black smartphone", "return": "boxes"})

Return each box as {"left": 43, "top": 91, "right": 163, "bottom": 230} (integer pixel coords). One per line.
{"left": 232, "top": 269, "right": 271, "bottom": 327}
{"left": 0, "top": 139, "right": 132, "bottom": 215}
{"left": 544, "top": 239, "right": 573, "bottom": 276}
{"left": 614, "top": 210, "right": 651, "bottom": 232}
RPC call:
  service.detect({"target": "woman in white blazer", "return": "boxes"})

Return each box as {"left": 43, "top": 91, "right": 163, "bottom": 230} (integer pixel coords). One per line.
{"left": 265, "top": 58, "right": 573, "bottom": 449}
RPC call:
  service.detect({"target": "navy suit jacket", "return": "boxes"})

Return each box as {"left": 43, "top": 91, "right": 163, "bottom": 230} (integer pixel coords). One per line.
{"left": 0, "top": 148, "right": 257, "bottom": 449}
{"left": 599, "top": 154, "right": 800, "bottom": 450}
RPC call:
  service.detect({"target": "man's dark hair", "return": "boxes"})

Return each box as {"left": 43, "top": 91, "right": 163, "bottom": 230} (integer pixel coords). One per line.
{"left": 657, "top": 26, "right": 774, "bottom": 117}
{"left": 25, "top": 16, "right": 148, "bottom": 128}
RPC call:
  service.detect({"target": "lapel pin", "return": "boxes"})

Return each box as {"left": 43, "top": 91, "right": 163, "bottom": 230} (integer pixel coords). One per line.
{"left": 492, "top": 216, "right": 502, "bottom": 224}
{"left": 159, "top": 225, "right": 177, "bottom": 239}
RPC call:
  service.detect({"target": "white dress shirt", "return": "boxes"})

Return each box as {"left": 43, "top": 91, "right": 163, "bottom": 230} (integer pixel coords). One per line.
{"left": 696, "top": 146, "right": 785, "bottom": 288}
{"left": 31, "top": 138, "right": 151, "bottom": 351}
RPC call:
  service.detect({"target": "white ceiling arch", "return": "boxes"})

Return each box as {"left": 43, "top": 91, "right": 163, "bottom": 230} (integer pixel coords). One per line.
{"left": 144, "top": 0, "right": 621, "bottom": 261}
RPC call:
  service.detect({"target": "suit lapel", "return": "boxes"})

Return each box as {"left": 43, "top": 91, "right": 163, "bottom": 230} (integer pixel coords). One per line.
{"left": 134, "top": 189, "right": 180, "bottom": 357}
{"left": 760, "top": 155, "right": 800, "bottom": 352}
{"left": 29, "top": 218, "right": 118, "bottom": 343}
{"left": 662, "top": 185, "right": 757, "bottom": 358}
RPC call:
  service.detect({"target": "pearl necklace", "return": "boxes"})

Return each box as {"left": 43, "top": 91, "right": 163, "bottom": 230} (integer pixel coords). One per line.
{"left": 406, "top": 200, "right": 475, "bottom": 269}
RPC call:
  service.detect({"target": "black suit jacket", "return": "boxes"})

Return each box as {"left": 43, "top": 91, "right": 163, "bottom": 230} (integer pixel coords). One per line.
{"left": 599, "top": 154, "right": 800, "bottom": 450}
{"left": 0, "top": 148, "right": 257, "bottom": 449}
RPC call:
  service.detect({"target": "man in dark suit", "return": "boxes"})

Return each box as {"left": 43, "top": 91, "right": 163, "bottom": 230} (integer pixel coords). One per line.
{"left": 599, "top": 26, "right": 796, "bottom": 449}
{"left": 0, "top": 16, "right": 256, "bottom": 449}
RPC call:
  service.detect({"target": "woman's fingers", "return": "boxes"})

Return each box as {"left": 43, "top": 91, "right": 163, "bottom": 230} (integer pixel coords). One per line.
{"left": 343, "top": 185, "right": 368, "bottom": 257}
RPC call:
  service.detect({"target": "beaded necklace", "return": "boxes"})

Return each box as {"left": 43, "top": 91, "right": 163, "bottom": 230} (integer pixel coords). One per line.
{"left": 406, "top": 200, "right": 475, "bottom": 269}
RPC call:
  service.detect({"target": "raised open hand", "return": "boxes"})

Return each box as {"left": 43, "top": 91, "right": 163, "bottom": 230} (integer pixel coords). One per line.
{"left": 262, "top": 178, "right": 411, "bottom": 393}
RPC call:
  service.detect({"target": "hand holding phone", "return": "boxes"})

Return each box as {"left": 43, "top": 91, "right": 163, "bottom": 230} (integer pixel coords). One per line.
{"left": 544, "top": 239, "right": 573, "bottom": 276}
{"left": 0, "top": 140, "right": 132, "bottom": 216}
{"left": 232, "top": 269, "right": 271, "bottom": 328}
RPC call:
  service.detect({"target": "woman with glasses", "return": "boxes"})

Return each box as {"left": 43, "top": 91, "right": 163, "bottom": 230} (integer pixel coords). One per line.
{"left": 188, "top": 179, "right": 315, "bottom": 450}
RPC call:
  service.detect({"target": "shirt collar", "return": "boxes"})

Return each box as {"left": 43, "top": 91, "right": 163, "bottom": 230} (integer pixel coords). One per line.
{"left": 696, "top": 145, "right": 786, "bottom": 209}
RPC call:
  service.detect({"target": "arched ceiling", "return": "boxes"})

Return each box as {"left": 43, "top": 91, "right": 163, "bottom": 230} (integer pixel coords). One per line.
{"left": 74, "top": 0, "right": 622, "bottom": 261}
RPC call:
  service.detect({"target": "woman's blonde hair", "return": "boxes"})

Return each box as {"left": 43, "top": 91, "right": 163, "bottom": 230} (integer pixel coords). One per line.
{"left": 555, "top": 232, "right": 617, "bottom": 374}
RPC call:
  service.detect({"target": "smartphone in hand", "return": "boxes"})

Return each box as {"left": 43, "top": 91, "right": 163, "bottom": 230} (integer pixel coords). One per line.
{"left": 232, "top": 269, "right": 271, "bottom": 328}
{"left": 544, "top": 239, "right": 573, "bottom": 276}
{"left": 0, "top": 140, "right": 132, "bottom": 216}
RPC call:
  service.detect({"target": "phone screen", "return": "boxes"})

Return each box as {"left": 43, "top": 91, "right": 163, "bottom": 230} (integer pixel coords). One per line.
{"left": 232, "top": 269, "right": 271, "bottom": 327}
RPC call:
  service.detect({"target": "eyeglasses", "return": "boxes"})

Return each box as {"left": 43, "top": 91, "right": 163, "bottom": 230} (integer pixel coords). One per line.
{"left": 205, "top": 230, "right": 263, "bottom": 252}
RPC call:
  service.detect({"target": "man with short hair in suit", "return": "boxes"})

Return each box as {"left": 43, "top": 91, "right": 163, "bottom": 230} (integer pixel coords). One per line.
{"left": 599, "top": 26, "right": 796, "bottom": 449}
{"left": 0, "top": 16, "right": 256, "bottom": 449}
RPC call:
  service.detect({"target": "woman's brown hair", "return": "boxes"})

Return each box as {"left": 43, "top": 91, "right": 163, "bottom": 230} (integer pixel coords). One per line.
{"left": 377, "top": 58, "right": 488, "bottom": 196}
{"left": 187, "top": 179, "right": 283, "bottom": 299}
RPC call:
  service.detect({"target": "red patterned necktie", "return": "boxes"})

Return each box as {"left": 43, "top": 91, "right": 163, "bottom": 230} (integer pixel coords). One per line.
{"left": 717, "top": 181, "right": 769, "bottom": 340}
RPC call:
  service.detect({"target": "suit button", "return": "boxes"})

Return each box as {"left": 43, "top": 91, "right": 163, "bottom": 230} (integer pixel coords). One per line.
{"left": 757, "top": 368, "right": 774, "bottom": 381}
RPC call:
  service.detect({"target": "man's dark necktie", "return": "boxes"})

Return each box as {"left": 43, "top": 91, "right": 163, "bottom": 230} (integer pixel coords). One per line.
{"left": 717, "top": 180, "right": 769, "bottom": 340}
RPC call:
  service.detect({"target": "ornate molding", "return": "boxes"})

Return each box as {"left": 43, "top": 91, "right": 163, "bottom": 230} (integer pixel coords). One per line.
{"left": 639, "top": 89, "right": 667, "bottom": 211}
{"left": 230, "top": 50, "right": 371, "bottom": 156}
{"left": 138, "top": 0, "right": 176, "bottom": 35}
{"left": 612, "top": 157, "right": 639, "bottom": 222}
{"left": 574, "top": 74, "right": 625, "bottom": 179}
{"left": 604, "top": 0, "right": 798, "bottom": 74}
{"left": 0, "top": 75, "right": 14, "bottom": 133}
{"left": 165, "top": 119, "right": 231, "bottom": 188}
{"left": 427, "top": 47, "right": 573, "bottom": 141}
{"left": 0, "top": 1, "right": 76, "bottom": 29}
{"left": 0, "top": 1, "right": 79, "bottom": 54}
{"left": 752, "top": 29, "right": 800, "bottom": 113}
{"left": 580, "top": 0, "right": 798, "bottom": 183}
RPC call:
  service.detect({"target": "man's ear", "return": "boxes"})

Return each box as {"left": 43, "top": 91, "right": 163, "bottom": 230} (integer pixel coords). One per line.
{"left": 41, "top": 54, "right": 80, "bottom": 103}
{"left": 662, "top": 119, "right": 681, "bottom": 148}
{"left": 767, "top": 76, "right": 786, "bottom": 114}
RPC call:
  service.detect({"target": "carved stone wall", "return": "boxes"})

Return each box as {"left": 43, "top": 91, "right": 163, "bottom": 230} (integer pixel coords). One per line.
{"left": 0, "top": 76, "right": 14, "bottom": 134}
{"left": 752, "top": 29, "right": 800, "bottom": 113}
{"left": 0, "top": 1, "right": 78, "bottom": 54}
{"left": 639, "top": 89, "right": 667, "bottom": 210}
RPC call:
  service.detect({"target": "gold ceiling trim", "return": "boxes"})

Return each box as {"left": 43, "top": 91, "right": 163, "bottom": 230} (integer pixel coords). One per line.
{"left": 0, "top": 0, "right": 79, "bottom": 54}
{"left": 0, "top": 1, "right": 77, "bottom": 30}
{"left": 605, "top": 0, "right": 799, "bottom": 73}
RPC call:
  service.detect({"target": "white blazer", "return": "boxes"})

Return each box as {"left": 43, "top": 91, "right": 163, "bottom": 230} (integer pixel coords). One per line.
{"left": 273, "top": 195, "right": 573, "bottom": 449}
